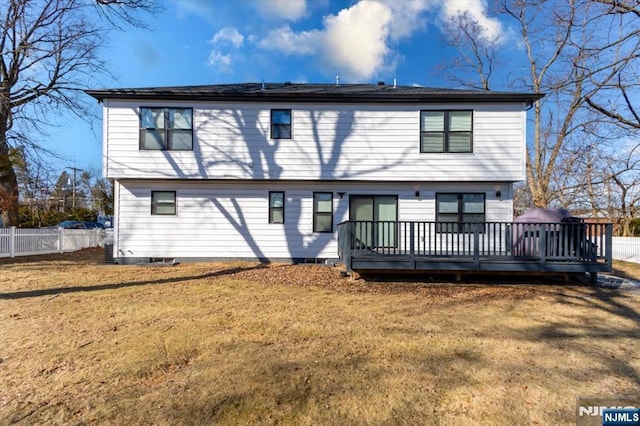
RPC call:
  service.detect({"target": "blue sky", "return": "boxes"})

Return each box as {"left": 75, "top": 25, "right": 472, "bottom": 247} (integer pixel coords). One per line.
{"left": 57, "top": 0, "right": 508, "bottom": 174}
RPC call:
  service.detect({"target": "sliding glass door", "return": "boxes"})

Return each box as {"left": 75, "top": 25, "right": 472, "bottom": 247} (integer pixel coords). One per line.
{"left": 349, "top": 195, "right": 398, "bottom": 248}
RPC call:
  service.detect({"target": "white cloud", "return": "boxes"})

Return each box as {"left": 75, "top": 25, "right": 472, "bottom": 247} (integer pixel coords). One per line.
{"left": 207, "top": 50, "right": 233, "bottom": 73}
{"left": 386, "top": 0, "right": 436, "bottom": 41}
{"left": 320, "top": 1, "right": 392, "bottom": 81}
{"left": 172, "top": 0, "right": 220, "bottom": 25}
{"left": 258, "top": 25, "right": 318, "bottom": 55}
{"left": 440, "top": 0, "right": 503, "bottom": 42}
{"left": 210, "top": 27, "right": 244, "bottom": 48}
{"left": 254, "top": 0, "right": 307, "bottom": 22}
{"left": 256, "top": 0, "right": 432, "bottom": 81}
{"left": 206, "top": 27, "right": 245, "bottom": 72}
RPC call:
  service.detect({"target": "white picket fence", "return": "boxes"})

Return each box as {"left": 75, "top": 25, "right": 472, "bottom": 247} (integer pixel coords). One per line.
{"left": 612, "top": 237, "right": 640, "bottom": 264}
{"left": 0, "top": 227, "right": 104, "bottom": 258}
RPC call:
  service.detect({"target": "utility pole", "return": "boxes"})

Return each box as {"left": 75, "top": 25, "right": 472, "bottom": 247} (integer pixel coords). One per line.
{"left": 66, "top": 167, "right": 83, "bottom": 211}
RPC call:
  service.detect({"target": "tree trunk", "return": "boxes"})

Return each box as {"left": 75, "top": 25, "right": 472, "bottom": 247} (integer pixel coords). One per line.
{"left": 0, "top": 113, "right": 19, "bottom": 227}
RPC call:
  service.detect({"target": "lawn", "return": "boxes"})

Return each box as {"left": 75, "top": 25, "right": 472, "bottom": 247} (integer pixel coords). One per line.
{"left": 1, "top": 249, "right": 639, "bottom": 425}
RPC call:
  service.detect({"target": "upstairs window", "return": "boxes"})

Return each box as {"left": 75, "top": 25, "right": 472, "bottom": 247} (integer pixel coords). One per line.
{"left": 436, "top": 193, "right": 485, "bottom": 232}
{"left": 151, "top": 191, "right": 177, "bottom": 215}
{"left": 269, "top": 191, "right": 285, "bottom": 224}
{"left": 421, "top": 110, "right": 473, "bottom": 153}
{"left": 140, "top": 107, "right": 193, "bottom": 150}
{"left": 271, "top": 109, "right": 292, "bottom": 139}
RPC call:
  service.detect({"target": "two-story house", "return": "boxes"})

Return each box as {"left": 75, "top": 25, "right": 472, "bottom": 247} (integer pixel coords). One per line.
{"left": 87, "top": 82, "right": 544, "bottom": 265}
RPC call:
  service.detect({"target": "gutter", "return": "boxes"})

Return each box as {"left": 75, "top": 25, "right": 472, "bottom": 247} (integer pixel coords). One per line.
{"left": 85, "top": 90, "right": 544, "bottom": 105}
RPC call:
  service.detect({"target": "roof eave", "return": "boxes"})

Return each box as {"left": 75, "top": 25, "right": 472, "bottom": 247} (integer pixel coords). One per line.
{"left": 84, "top": 90, "right": 544, "bottom": 104}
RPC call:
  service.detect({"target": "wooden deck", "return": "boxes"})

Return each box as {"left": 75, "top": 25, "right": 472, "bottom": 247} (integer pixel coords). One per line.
{"left": 337, "top": 220, "right": 613, "bottom": 279}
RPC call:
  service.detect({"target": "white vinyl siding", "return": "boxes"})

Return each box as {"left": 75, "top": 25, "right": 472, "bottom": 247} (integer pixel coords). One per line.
{"left": 104, "top": 101, "right": 527, "bottom": 182}
{"left": 112, "top": 180, "right": 513, "bottom": 261}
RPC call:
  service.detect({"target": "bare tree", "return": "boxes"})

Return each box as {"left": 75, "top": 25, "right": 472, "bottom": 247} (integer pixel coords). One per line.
{"left": 439, "top": 11, "right": 500, "bottom": 90}
{"left": 583, "top": 0, "right": 640, "bottom": 130}
{"left": 0, "top": 0, "right": 155, "bottom": 226}
{"left": 13, "top": 146, "right": 56, "bottom": 226}
{"left": 441, "top": 0, "right": 640, "bottom": 209}
{"left": 581, "top": 143, "right": 640, "bottom": 236}
{"left": 90, "top": 175, "right": 112, "bottom": 214}
{"left": 512, "top": 182, "right": 532, "bottom": 216}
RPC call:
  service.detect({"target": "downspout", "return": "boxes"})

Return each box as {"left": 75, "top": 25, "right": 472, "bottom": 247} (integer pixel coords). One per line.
{"left": 113, "top": 180, "right": 120, "bottom": 264}
{"left": 103, "top": 99, "right": 109, "bottom": 178}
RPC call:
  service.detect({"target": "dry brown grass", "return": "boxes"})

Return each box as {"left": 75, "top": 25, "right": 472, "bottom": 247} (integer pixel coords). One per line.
{"left": 1, "top": 249, "right": 639, "bottom": 425}
{"left": 613, "top": 260, "right": 640, "bottom": 282}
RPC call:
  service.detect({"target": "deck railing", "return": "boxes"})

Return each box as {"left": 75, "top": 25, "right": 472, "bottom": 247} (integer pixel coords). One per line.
{"left": 337, "top": 220, "right": 613, "bottom": 273}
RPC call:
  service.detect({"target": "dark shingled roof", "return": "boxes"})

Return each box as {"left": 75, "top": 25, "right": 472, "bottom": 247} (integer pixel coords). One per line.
{"left": 85, "top": 82, "right": 543, "bottom": 104}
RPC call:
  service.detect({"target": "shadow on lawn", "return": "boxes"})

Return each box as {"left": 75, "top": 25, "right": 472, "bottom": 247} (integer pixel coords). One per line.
{"left": 0, "top": 264, "right": 268, "bottom": 300}
{"left": 524, "top": 286, "right": 640, "bottom": 388}
{"left": 142, "top": 343, "right": 483, "bottom": 425}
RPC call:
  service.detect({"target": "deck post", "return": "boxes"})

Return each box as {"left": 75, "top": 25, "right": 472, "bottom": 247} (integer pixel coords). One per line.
{"left": 409, "top": 222, "right": 416, "bottom": 269}
{"left": 473, "top": 227, "right": 480, "bottom": 270}
{"left": 337, "top": 222, "right": 352, "bottom": 274}
{"left": 605, "top": 223, "right": 613, "bottom": 271}
{"left": 344, "top": 222, "right": 353, "bottom": 273}
{"left": 539, "top": 224, "right": 547, "bottom": 270}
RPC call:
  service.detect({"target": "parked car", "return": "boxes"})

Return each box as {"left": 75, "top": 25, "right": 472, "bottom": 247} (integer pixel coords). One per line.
{"left": 97, "top": 214, "right": 113, "bottom": 228}
{"left": 82, "top": 222, "right": 105, "bottom": 229}
{"left": 58, "top": 220, "right": 88, "bottom": 229}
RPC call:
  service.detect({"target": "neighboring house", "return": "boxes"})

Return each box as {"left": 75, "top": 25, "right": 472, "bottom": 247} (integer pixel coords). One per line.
{"left": 86, "top": 82, "right": 543, "bottom": 264}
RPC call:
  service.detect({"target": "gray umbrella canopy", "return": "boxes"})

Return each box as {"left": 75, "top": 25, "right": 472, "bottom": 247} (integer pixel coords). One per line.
{"left": 512, "top": 208, "right": 579, "bottom": 256}
{"left": 514, "top": 208, "right": 572, "bottom": 223}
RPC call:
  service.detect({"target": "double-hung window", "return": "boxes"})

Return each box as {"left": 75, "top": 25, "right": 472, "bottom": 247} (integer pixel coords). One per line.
{"left": 140, "top": 107, "right": 193, "bottom": 150}
{"left": 436, "top": 193, "right": 485, "bottom": 232}
{"left": 269, "top": 191, "right": 285, "bottom": 224}
{"left": 313, "top": 192, "right": 333, "bottom": 233}
{"left": 151, "top": 191, "right": 177, "bottom": 215}
{"left": 271, "top": 109, "right": 292, "bottom": 139}
{"left": 421, "top": 110, "right": 473, "bottom": 153}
